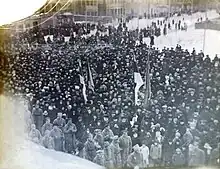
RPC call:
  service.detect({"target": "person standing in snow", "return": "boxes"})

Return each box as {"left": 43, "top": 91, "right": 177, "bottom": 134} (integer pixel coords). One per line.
{"left": 104, "top": 141, "right": 114, "bottom": 168}
{"left": 84, "top": 133, "right": 97, "bottom": 162}
{"left": 53, "top": 112, "right": 66, "bottom": 131}
{"left": 28, "top": 124, "right": 42, "bottom": 144}
{"left": 41, "top": 130, "right": 55, "bottom": 149}
{"left": 119, "top": 129, "right": 132, "bottom": 167}
{"left": 150, "top": 141, "right": 162, "bottom": 166}
{"left": 50, "top": 125, "right": 63, "bottom": 151}
{"left": 110, "top": 136, "right": 122, "bottom": 168}
{"left": 140, "top": 143, "right": 150, "bottom": 168}
{"left": 102, "top": 124, "right": 114, "bottom": 141}
{"left": 93, "top": 150, "right": 105, "bottom": 166}
{"left": 32, "top": 103, "right": 44, "bottom": 131}
{"left": 63, "top": 118, "right": 77, "bottom": 154}
{"left": 188, "top": 142, "right": 205, "bottom": 166}
{"left": 94, "top": 129, "right": 104, "bottom": 149}
{"left": 127, "top": 144, "right": 143, "bottom": 168}
{"left": 172, "top": 148, "right": 185, "bottom": 166}
{"left": 41, "top": 117, "right": 53, "bottom": 136}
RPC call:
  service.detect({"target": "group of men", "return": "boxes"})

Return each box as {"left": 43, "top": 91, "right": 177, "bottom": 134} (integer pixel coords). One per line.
{"left": 2, "top": 10, "right": 220, "bottom": 169}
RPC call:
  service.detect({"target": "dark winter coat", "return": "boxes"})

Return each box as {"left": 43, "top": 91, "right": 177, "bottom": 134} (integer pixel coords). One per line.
{"left": 93, "top": 151, "right": 105, "bottom": 166}
{"left": 50, "top": 128, "right": 63, "bottom": 151}
{"left": 41, "top": 123, "right": 53, "bottom": 136}
{"left": 32, "top": 107, "right": 43, "bottom": 131}
{"left": 85, "top": 139, "right": 96, "bottom": 161}
{"left": 110, "top": 141, "right": 122, "bottom": 168}
{"left": 63, "top": 122, "right": 77, "bottom": 153}
{"left": 189, "top": 147, "right": 205, "bottom": 166}
{"left": 41, "top": 135, "right": 55, "bottom": 149}
{"left": 172, "top": 153, "right": 185, "bottom": 166}
{"left": 127, "top": 152, "right": 143, "bottom": 168}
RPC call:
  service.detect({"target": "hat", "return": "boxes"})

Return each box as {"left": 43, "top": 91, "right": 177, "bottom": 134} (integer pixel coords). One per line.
{"left": 57, "top": 112, "right": 62, "bottom": 116}
{"left": 133, "top": 144, "right": 140, "bottom": 150}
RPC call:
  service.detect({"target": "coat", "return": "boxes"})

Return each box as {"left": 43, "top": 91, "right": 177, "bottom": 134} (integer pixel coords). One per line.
{"left": 104, "top": 143, "right": 114, "bottom": 168}
{"left": 102, "top": 128, "right": 114, "bottom": 141}
{"left": 84, "top": 139, "right": 96, "bottom": 161}
{"left": 29, "top": 128, "right": 42, "bottom": 144}
{"left": 41, "top": 135, "right": 55, "bottom": 149}
{"left": 53, "top": 117, "right": 66, "bottom": 130}
{"left": 127, "top": 152, "right": 143, "bottom": 168}
{"left": 119, "top": 134, "right": 132, "bottom": 166}
{"left": 41, "top": 123, "right": 53, "bottom": 136}
{"left": 63, "top": 122, "right": 77, "bottom": 153}
{"left": 32, "top": 108, "right": 43, "bottom": 131}
{"left": 140, "top": 145, "right": 149, "bottom": 166}
{"left": 150, "top": 144, "right": 162, "bottom": 160}
{"left": 172, "top": 153, "right": 185, "bottom": 166}
{"left": 110, "top": 141, "right": 122, "bottom": 168}
{"left": 93, "top": 152, "right": 105, "bottom": 166}
{"left": 189, "top": 147, "right": 205, "bottom": 166}
{"left": 50, "top": 128, "right": 63, "bottom": 151}
{"left": 94, "top": 133, "right": 104, "bottom": 148}
{"left": 210, "top": 148, "right": 220, "bottom": 165}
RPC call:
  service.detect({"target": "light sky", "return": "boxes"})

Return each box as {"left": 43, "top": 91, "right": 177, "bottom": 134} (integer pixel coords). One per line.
{"left": 0, "top": 0, "right": 46, "bottom": 25}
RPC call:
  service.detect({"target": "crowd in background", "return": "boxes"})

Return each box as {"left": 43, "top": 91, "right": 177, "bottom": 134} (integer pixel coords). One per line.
{"left": 2, "top": 12, "right": 220, "bottom": 169}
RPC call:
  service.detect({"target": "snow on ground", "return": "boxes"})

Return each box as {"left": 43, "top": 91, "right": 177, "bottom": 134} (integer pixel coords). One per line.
{"left": 0, "top": 95, "right": 104, "bottom": 169}
{"left": 127, "top": 10, "right": 219, "bottom": 30}
{"left": 144, "top": 28, "right": 220, "bottom": 59}
{"left": 128, "top": 10, "right": 220, "bottom": 59}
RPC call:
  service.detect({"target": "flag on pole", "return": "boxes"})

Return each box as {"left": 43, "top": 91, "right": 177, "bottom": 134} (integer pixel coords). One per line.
{"left": 144, "top": 53, "right": 151, "bottom": 106}
{"left": 78, "top": 59, "right": 87, "bottom": 103}
{"left": 134, "top": 55, "right": 144, "bottom": 105}
{"left": 87, "top": 61, "right": 94, "bottom": 92}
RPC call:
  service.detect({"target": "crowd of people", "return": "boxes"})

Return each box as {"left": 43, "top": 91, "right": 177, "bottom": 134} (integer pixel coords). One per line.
{"left": 2, "top": 11, "right": 220, "bottom": 169}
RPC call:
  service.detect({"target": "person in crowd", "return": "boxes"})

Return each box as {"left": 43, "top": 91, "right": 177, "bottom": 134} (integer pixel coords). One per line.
{"left": 150, "top": 140, "right": 162, "bottom": 166}
{"left": 50, "top": 125, "right": 63, "bottom": 151}
{"left": 172, "top": 148, "right": 185, "bottom": 166}
{"left": 140, "top": 143, "right": 150, "bottom": 168}
{"left": 41, "top": 117, "right": 53, "bottom": 136}
{"left": 119, "top": 129, "right": 132, "bottom": 167}
{"left": 53, "top": 113, "right": 66, "bottom": 131}
{"left": 93, "top": 149, "right": 105, "bottom": 166}
{"left": 63, "top": 118, "right": 77, "bottom": 154}
{"left": 4, "top": 11, "right": 220, "bottom": 168}
{"left": 84, "top": 133, "right": 96, "bottom": 162}
{"left": 76, "top": 141, "right": 85, "bottom": 158}
{"left": 209, "top": 142, "right": 220, "bottom": 165}
{"left": 41, "top": 130, "right": 55, "bottom": 149}
{"left": 102, "top": 124, "right": 114, "bottom": 141}
{"left": 188, "top": 141, "right": 205, "bottom": 166}
{"left": 28, "top": 124, "right": 42, "bottom": 144}
{"left": 94, "top": 129, "right": 104, "bottom": 149}
{"left": 32, "top": 103, "right": 43, "bottom": 131}
{"left": 110, "top": 136, "right": 122, "bottom": 168}
{"left": 127, "top": 144, "right": 143, "bottom": 168}
{"left": 103, "top": 141, "right": 114, "bottom": 168}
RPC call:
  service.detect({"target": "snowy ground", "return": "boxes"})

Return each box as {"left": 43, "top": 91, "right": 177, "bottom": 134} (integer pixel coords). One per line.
{"left": 128, "top": 10, "right": 220, "bottom": 59}
{"left": 0, "top": 95, "right": 104, "bottom": 169}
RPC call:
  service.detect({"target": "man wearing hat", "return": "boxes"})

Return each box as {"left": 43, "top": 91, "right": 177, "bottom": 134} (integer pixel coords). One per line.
{"left": 32, "top": 103, "right": 44, "bottom": 131}
{"left": 93, "top": 149, "right": 105, "bottom": 166}
{"left": 127, "top": 144, "right": 143, "bottom": 168}
{"left": 150, "top": 140, "right": 162, "bottom": 166}
{"left": 41, "top": 117, "right": 53, "bottom": 136}
{"left": 63, "top": 118, "right": 77, "bottom": 154}
{"left": 110, "top": 135, "right": 122, "bottom": 168}
{"left": 119, "top": 128, "right": 132, "bottom": 167}
{"left": 102, "top": 123, "right": 114, "bottom": 141}
{"left": 53, "top": 112, "right": 66, "bottom": 131}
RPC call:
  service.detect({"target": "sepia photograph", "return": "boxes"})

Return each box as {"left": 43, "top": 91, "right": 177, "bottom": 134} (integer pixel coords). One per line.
{"left": 0, "top": 0, "right": 220, "bottom": 169}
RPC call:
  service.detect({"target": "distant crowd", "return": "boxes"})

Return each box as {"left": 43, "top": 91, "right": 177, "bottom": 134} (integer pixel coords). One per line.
{"left": 2, "top": 11, "right": 220, "bottom": 169}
